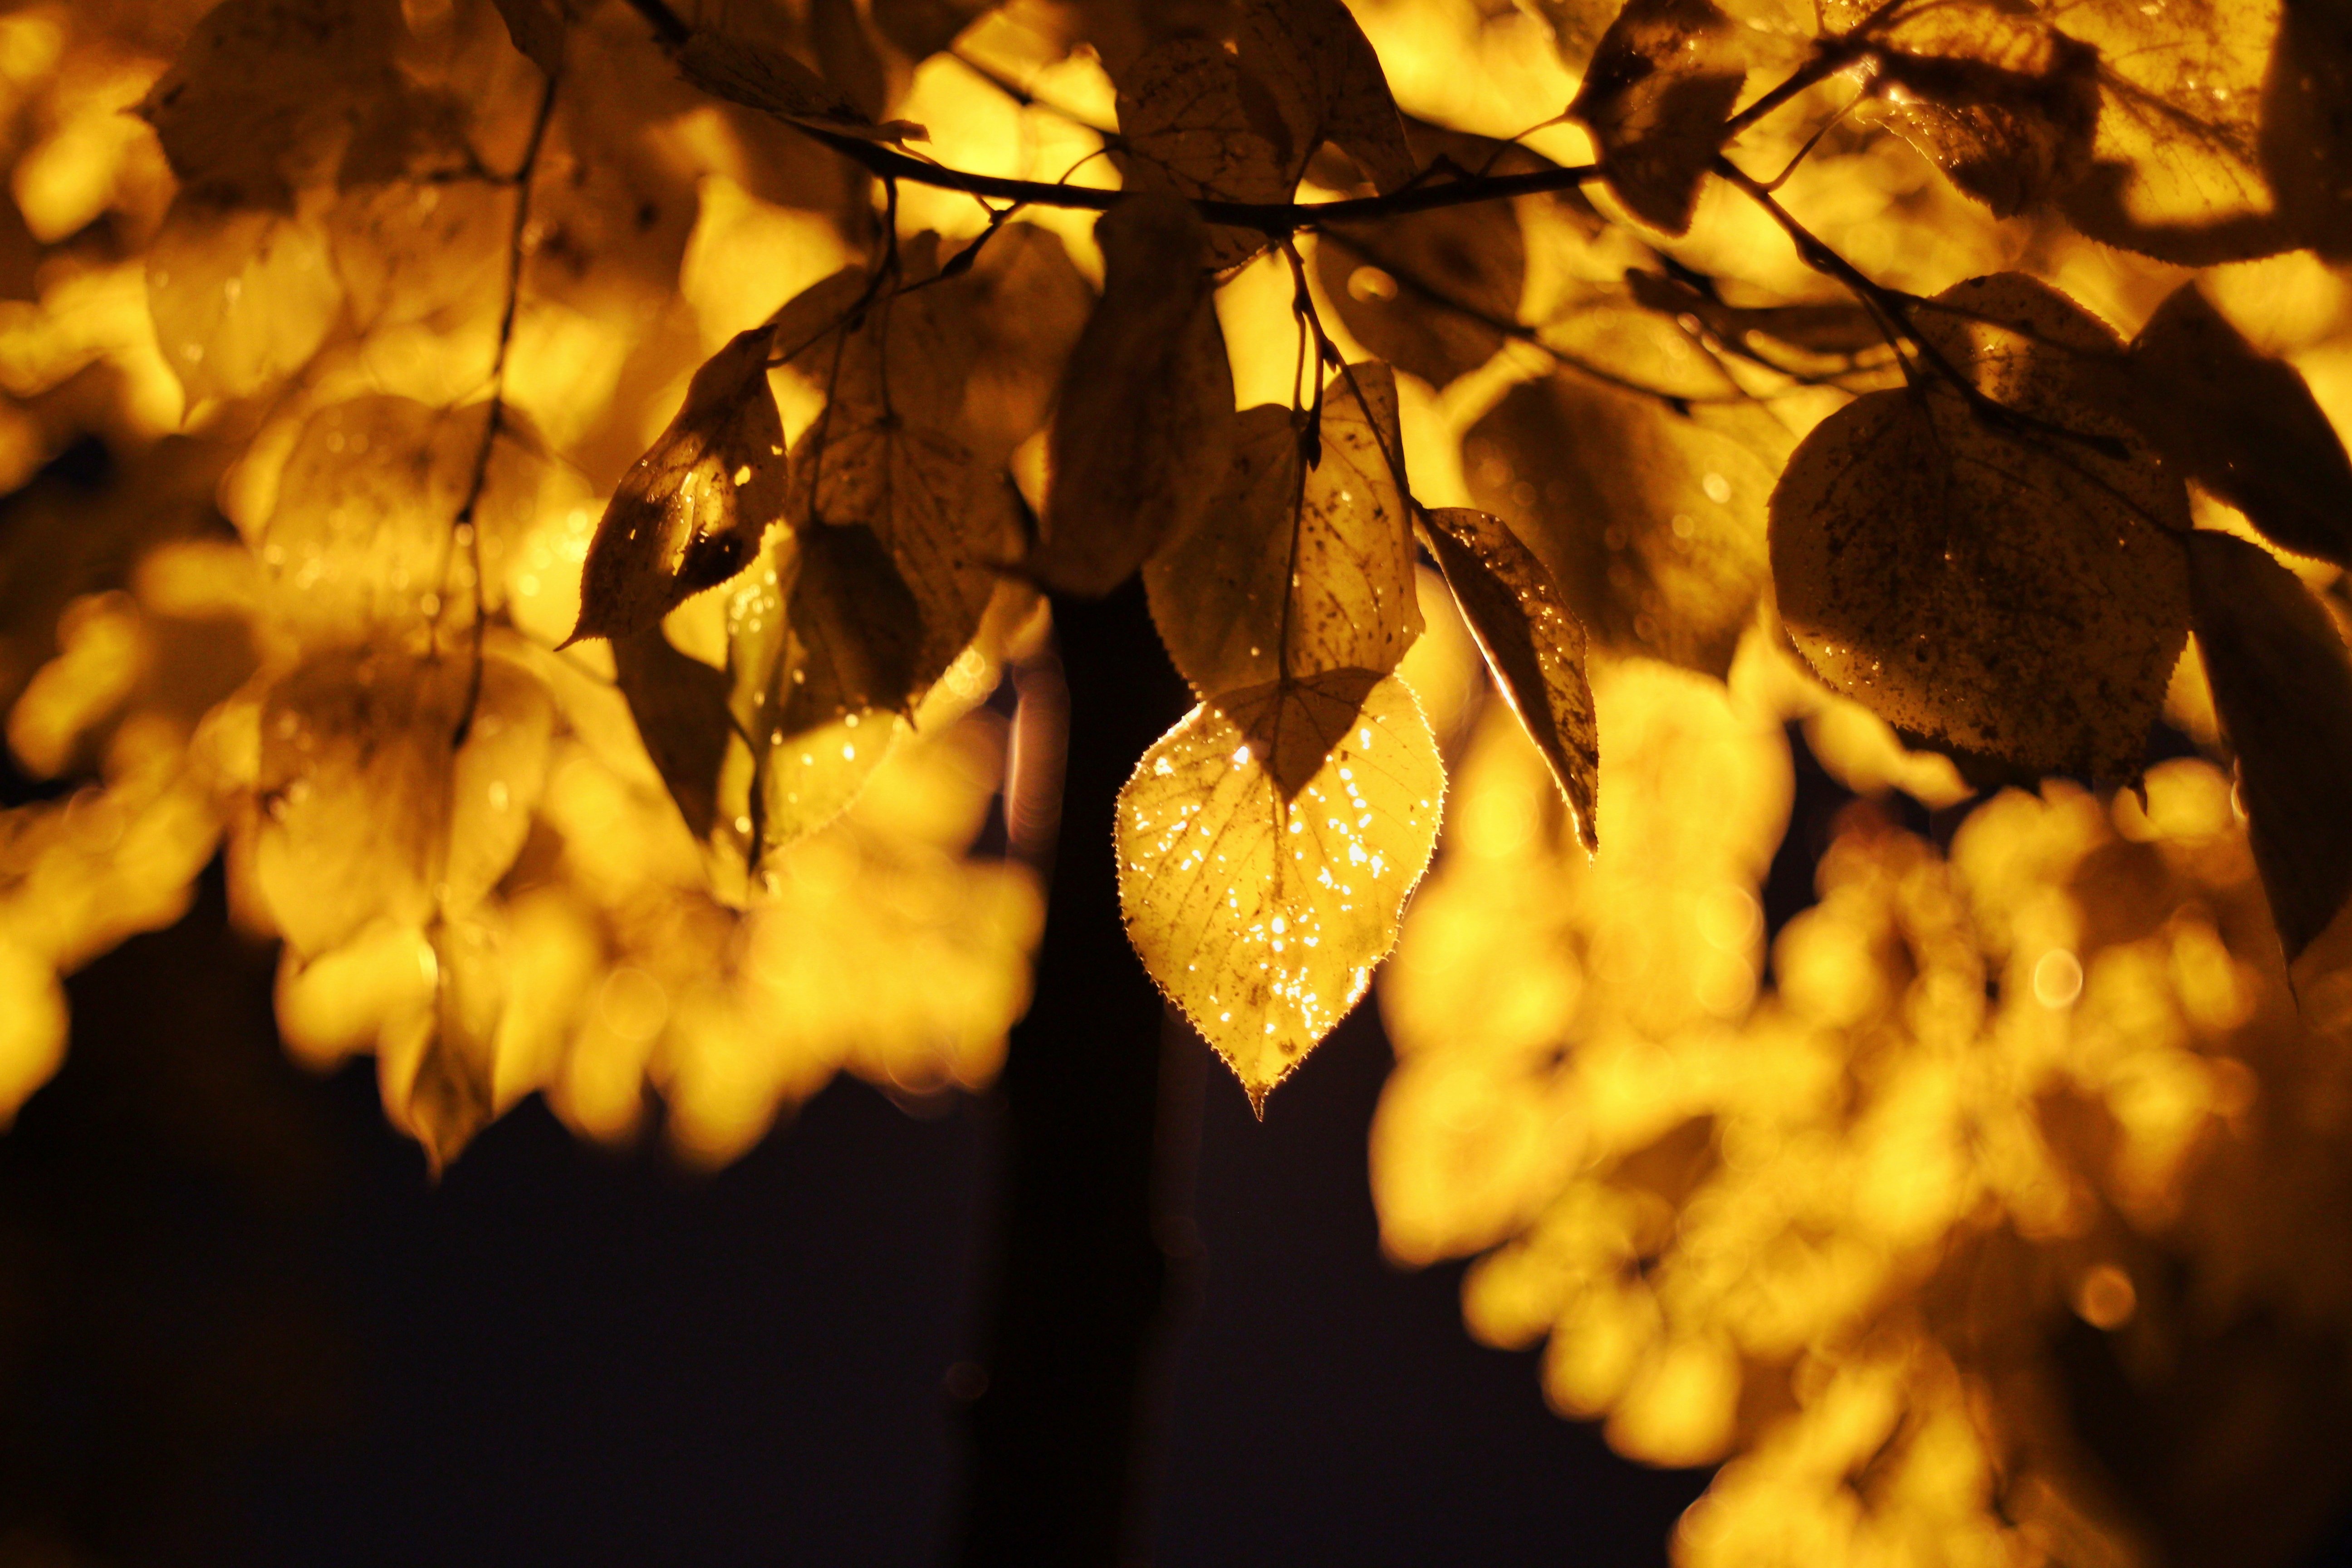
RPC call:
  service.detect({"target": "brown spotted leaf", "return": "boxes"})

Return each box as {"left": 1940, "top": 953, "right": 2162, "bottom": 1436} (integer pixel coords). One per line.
{"left": 1034, "top": 193, "right": 1238, "bottom": 596}
{"left": 1770, "top": 274, "right": 2192, "bottom": 779}
{"left": 572, "top": 327, "right": 788, "bottom": 645}
{"left": 1569, "top": 0, "right": 1746, "bottom": 236}
{"left": 1115, "top": 36, "right": 1298, "bottom": 268}
{"left": 1235, "top": 0, "right": 1418, "bottom": 192}
{"left": 2186, "top": 529, "right": 2352, "bottom": 960}
{"left": 1117, "top": 669, "right": 1443, "bottom": 1110}
{"left": 1421, "top": 507, "right": 1599, "bottom": 851}
{"left": 2124, "top": 282, "right": 2352, "bottom": 570}
{"left": 1146, "top": 362, "right": 1420, "bottom": 697}
{"left": 1462, "top": 376, "right": 1774, "bottom": 678}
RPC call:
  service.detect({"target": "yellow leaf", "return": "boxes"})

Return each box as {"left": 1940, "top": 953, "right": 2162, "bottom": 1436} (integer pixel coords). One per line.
{"left": 1146, "top": 361, "right": 1419, "bottom": 697}
{"left": 1770, "top": 274, "right": 2190, "bottom": 778}
{"left": 1421, "top": 506, "right": 1599, "bottom": 851}
{"left": 147, "top": 196, "right": 341, "bottom": 406}
{"left": 1117, "top": 669, "right": 1443, "bottom": 1109}
{"left": 573, "top": 325, "right": 789, "bottom": 644}
{"left": 0, "top": 933, "right": 65, "bottom": 1128}
{"left": 1033, "top": 192, "right": 1237, "bottom": 596}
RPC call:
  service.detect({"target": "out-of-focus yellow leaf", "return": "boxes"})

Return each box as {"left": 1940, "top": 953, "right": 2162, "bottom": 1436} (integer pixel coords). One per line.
{"left": 1420, "top": 505, "right": 1598, "bottom": 851}
{"left": 1569, "top": 0, "right": 1745, "bottom": 236}
{"left": 573, "top": 326, "right": 789, "bottom": 644}
{"left": 1120, "top": 669, "right": 1442, "bottom": 1109}
{"left": 1033, "top": 192, "right": 1235, "bottom": 596}
{"left": 147, "top": 196, "right": 341, "bottom": 406}
{"left": 394, "top": 916, "right": 508, "bottom": 1174}
{"left": 1771, "top": 274, "right": 2191, "bottom": 777}
{"left": 2184, "top": 529, "right": 2352, "bottom": 960}
{"left": 1234, "top": 0, "right": 1417, "bottom": 193}
{"left": 0, "top": 932, "right": 65, "bottom": 1127}
{"left": 1147, "top": 361, "right": 1419, "bottom": 697}
{"left": 1462, "top": 374, "right": 1774, "bottom": 678}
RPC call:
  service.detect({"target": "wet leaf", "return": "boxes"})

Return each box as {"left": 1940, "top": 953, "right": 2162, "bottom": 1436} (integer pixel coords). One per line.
{"left": 1421, "top": 506, "right": 1599, "bottom": 852}
{"left": 1770, "top": 274, "right": 2191, "bottom": 779}
{"left": 138, "top": 0, "right": 403, "bottom": 207}
{"left": 1850, "top": 0, "right": 2101, "bottom": 219}
{"left": 1114, "top": 36, "right": 1297, "bottom": 268}
{"left": 1034, "top": 193, "right": 1238, "bottom": 596}
{"left": 1147, "top": 362, "right": 1419, "bottom": 697}
{"left": 1462, "top": 376, "right": 1774, "bottom": 678}
{"left": 1569, "top": 0, "right": 1746, "bottom": 236}
{"left": 678, "top": 26, "right": 928, "bottom": 143}
{"left": 2185, "top": 529, "right": 2352, "bottom": 960}
{"left": 1235, "top": 0, "right": 1418, "bottom": 193}
{"left": 2123, "top": 282, "right": 2352, "bottom": 570}
{"left": 572, "top": 326, "right": 789, "bottom": 645}
{"left": 148, "top": 197, "right": 342, "bottom": 407}
{"left": 1317, "top": 197, "right": 1526, "bottom": 387}
{"left": 1117, "top": 669, "right": 1443, "bottom": 1110}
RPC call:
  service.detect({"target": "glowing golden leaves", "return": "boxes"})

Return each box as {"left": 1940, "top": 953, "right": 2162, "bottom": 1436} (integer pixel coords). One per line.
{"left": 2183, "top": 530, "right": 2352, "bottom": 961}
{"left": 1571, "top": 0, "right": 1746, "bottom": 236}
{"left": 1119, "top": 671, "right": 1442, "bottom": 1111}
{"left": 1146, "top": 362, "right": 1419, "bottom": 698}
{"left": 1032, "top": 194, "right": 1237, "bottom": 597}
{"left": 1770, "top": 274, "right": 2190, "bottom": 778}
{"left": 1420, "top": 507, "right": 1598, "bottom": 852}
{"left": 572, "top": 325, "right": 787, "bottom": 645}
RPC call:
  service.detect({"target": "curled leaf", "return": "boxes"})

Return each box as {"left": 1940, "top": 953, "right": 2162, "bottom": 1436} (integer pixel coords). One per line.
{"left": 2124, "top": 282, "right": 2352, "bottom": 570}
{"left": 1146, "top": 362, "right": 1419, "bottom": 697}
{"left": 1421, "top": 507, "right": 1599, "bottom": 851}
{"left": 1034, "top": 193, "right": 1238, "bottom": 596}
{"left": 1569, "top": 0, "right": 1746, "bottom": 235}
{"left": 1117, "top": 669, "right": 1444, "bottom": 1110}
{"left": 2185, "top": 529, "right": 2352, "bottom": 961}
{"left": 572, "top": 326, "right": 788, "bottom": 645}
{"left": 1770, "top": 274, "right": 2191, "bottom": 779}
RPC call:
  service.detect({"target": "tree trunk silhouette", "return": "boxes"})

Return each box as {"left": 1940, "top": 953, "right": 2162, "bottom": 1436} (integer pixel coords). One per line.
{"left": 956, "top": 582, "right": 1199, "bottom": 1567}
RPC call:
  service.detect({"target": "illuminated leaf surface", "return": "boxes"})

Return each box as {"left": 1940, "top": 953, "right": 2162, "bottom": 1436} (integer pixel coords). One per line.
{"left": 1462, "top": 375, "right": 1774, "bottom": 678}
{"left": 1118, "top": 669, "right": 1443, "bottom": 1109}
{"left": 401, "top": 916, "right": 508, "bottom": 1175}
{"left": 148, "top": 199, "right": 341, "bottom": 406}
{"left": 2124, "top": 281, "right": 2352, "bottom": 569}
{"left": 573, "top": 326, "right": 788, "bottom": 644}
{"left": 2185, "top": 529, "right": 2352, "bottom": 959}
{"left": 1235, "top": 0, "right": 1417, "bottom": 193}
{"left": 1034, "top": 193, "right": 1236, "bottom": 596}
{"left": 1147, "top": 362, "right": 1418, "bottom": 697}
{"left": 1421, "top": 506, "right": 1599, "bottom": 851}
{"left": 1771, "top": 274, "right": 2191, "bottom": 777}
{"left": 1569, "top": 0, "right": 1745, "bottom": 236}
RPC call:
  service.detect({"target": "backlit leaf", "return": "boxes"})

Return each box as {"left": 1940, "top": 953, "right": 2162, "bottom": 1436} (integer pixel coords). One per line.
{"left": 1117, "top": 668, "right": 1443, "bottom": 1109}
{"left": 1462, "top": 376, "right": 1774, "bottom": 678}
{"left": 771, "top": 248, "right": 980, "bottom": 440}
{"left": 2124, "top": 281, "right": 2352, "bottom": 570}
{"left": 1421, "top": 506, "right": 1599, "bottom": 852}
{"left": 572, "top": 326, "right": 789, "bottom": 645}
{"left": 400, "top": 916, "right": 508, "bottom": 1175}
{"left": 1770, "top": 274, "right": 2191, "bottom": 778}
{"left": 1318, "top": 197, "right": 1526, "bottom": 388}
{"left": 1146, "top": 361, "right": 1419, "bottom": 697}
{"left": 148, "top": 197, "right": 342, "bottom": 407}
{"left": 1569, "top": 0, "right": 1746, "bottom": 236}
{"left": 1114, "top": 36, "right": 1297, "bottom": 268}
{"left": 1033, "top": 193, "right": 1238, "bottom": 596}
{"left": 944, "top": 223, "right": 1094, "bottom": 467}
{"left": 612, "top": 622, "right": 734, "bottom": 843}
{"left": 677, "top": 26, "right": 927, "bottom": 143}
{"left": 2184, "top": 529, "right": 2352, "bottom": 960}
{"left": 1235, "top": 0, "right": 1418, "bottom": 193}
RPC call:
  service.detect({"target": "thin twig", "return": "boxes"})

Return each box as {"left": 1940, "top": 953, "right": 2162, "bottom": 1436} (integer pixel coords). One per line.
{"left": 449, "top": 65, "right": 561, "bottom": 747}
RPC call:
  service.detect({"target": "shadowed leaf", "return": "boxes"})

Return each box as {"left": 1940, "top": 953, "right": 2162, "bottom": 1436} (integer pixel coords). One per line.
{"left": 612, "top": 622, "right": 734, "bottom": 842}
{"left": 1034, "top": 193, "right": 1238, "bottom": 596}
{"left": 1117, "top": 669, "right": 1443, "bottom": 1110}
{"left": 1570, "top": 0, "right": 1746, "bottom": 235}
{"left": 572, "top": 327, "right": 788, "bottom": 645}
{"left": 1115, "top": 36, "right": 1297, "bottom": 268}
{"left": 2186, "top": 529, "right": 2352, "bottom": 960}
{"left": 1236, "top": 0, "right": 1417, "bottom": 192}
{"left": 678, "top": 26, "right": 927, "bottom": 142}
{"left": 1771, "top": 274, "right": 2191, "bottom": 778}
{"left": 2123, "top": 281, "right": 2352, "bottom": 570}
{"left": 490, "top": 0, "right": 582, "bottom": 78}
{"left": 1421, "top": 507, "right": 1599, "bottom": 852}
{"left": 1146, "top": 362, "right": 1419, "bottom": 697}
{"left": 1318, "top": 197, "right": 1525, "bottom": 388}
